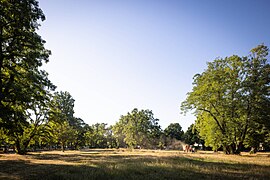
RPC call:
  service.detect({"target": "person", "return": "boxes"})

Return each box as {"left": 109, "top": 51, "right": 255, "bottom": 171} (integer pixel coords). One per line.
{"left": 184, "top": 145, "right": 189, "bottom": 152}
{"left": 189, "top": 145, "right": 193, "bottom": 152}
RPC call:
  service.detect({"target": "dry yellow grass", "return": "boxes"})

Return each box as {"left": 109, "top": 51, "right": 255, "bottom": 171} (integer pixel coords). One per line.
{"left": 0, "top": 149, "right": 270, "bottom": 179}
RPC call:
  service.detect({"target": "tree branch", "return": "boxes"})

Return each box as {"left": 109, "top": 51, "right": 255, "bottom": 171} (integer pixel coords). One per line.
{"left": 198, "top": 108, "right": 225, "bottom": 134}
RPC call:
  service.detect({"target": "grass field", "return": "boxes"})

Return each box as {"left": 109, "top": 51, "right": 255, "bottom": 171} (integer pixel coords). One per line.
{"left": 1, "top": 149, "right": 270, "bottom": 180}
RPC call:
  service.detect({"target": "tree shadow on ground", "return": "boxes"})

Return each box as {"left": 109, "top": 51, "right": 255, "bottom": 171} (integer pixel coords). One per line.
{"left": 80, "top": 149, "right": 116, "bottom": 153}
{"left": 1, "top": 153, "right": 270, "bottom": 180}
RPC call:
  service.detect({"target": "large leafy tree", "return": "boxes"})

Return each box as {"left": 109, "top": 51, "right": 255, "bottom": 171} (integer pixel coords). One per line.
{"left": 71, "top": 117, "right": 88, "bottom": 150}
{"left": 87, "top": 123, "right": 109, "bottom": 148}
{"left": 12, "top": 96, "right": 52, "bottom": 154}
{"left": 164, "top": 123, "right": 184, "bottom": 141}
{"left": 242, "top": 45, "right": 270, "bottom": 150}
{"left": 112, "top": 121, "right": 127, "bottom": 148}
{"left": 48, "top": 91, "right": 89, "bottom": 151}
{"left": 0, "top": 0, "right": 55, "bottom": 154}
{"left": 113, "top": 108, "right": 162, "bottom": 148}
{"left": 182, "top": 45, "right": 270, "bottom": 154}
{"left": 49, "top": 120, "right": 76, "bottom": 152}
{"left": 49, "top": 91, "right": 75, "bottom": 124}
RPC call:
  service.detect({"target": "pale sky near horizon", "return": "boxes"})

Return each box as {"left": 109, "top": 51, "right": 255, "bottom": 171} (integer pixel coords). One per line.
{"left": 38, "top": 0, "right": 270, "bottom": 131}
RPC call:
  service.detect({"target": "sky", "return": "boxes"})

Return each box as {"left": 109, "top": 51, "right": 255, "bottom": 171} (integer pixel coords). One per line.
{"left": 38, "top": 0, "right": 270, "bottom": 131}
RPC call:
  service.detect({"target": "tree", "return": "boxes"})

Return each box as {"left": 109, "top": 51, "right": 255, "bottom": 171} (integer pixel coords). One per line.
{"left": 183, "top": 124, "right": 204, "bottom": 147}
{"left": 71, "top": 117, "right": 88, "bottom": 150}
{"left": 87, "top": 123, "right": 108, "bottom": 148}
{"left": 242, "top": 45, "right": 270, "bottom": 151}
{"left": 112, "top": 122, "right": 127, "bottom": 148}
{"left": 47, "top": 91, "right": 89, "bottom": 150}
{"left": 48, "top": 120, "right": 76, "bottom": 152}
{"left": 105, "top": 125, "right": 117, "bottom": 148}
{"left": 0, "top": 127, "right": 9, "bottom": 152}
{"left": 0, "top": 0, "right": 55, "bottom": 154}
{"left": 13, "top": 97, "right": 52, "bottom": 154}
{"left": 181, "top": 44, "right": 270, "bottom": 154}
{"left": 113, "top": 108, "right": 162, "bottom": 149}
{"left": 164, "top": 123, "right": 184, "bottom": 140}
{"left": 49, "top": 91, "right": 75, "bottom": 124}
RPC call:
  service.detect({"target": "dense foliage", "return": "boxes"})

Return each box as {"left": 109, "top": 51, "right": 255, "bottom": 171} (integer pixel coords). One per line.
{"left": 164, "top": 123, "right": 184, "bottom": 140}
{"left": 0, "top": 0, "right": 55, "bottom": 154}
{"left": 182, "top": 45, "right": 270, "bottom": 154}
{"left": 182, "top": 124, "right": 204, "bottom": 147}
{"left": 113, "top": 108, "right": 162, "bottom": 149}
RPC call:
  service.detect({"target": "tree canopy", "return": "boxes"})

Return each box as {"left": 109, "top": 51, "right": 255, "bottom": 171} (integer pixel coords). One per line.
{"left": 113, "top": 108, "right": 162, "bottom": 148}
{"left": 181, "top": 44, "right": 270, "bottom": 154}
{"left": 164, "top": 123, "right": 184, "bottom": 141}
{"left": 0, "top": 0, "right": 55, "bottom": 154}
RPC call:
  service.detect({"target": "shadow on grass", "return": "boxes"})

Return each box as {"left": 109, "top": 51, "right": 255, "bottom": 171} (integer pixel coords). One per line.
{"left": 1, "top": 153, "right": 270, "bottom": 180}
{"left": 0, "top": 160, "right": 100, "bottom": 180}
{"left": 80, "top": 149, "right": 116, "bottom": 153}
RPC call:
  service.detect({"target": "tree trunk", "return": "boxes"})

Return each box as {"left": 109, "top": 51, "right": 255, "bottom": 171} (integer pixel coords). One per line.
{"left": 15, "top": 140, "right": 27, "bottom": 155}
{"left": 3, "top": 144, "right": 8, "bottom": 153}
{"left": 61, "top": 142, "right": 65, "bottom": 152}
{"left": 74, "top": 141, "right": 79, "bottom": 150}
{"left": 0, "top": 28, "right": 5, "bottom": 127}
{"left": 235, "top": 142, "right": 243, "bottom": 155}
{"left": 14, "top": 136, "right": 34, "bottom": 155}
{"left": 223, "top": 144, "right": 239, "bottom": 155}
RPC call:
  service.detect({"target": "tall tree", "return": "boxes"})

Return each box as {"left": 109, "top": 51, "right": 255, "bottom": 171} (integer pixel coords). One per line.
{"left": 112, "top": 121, "right": 127, "bottom": 148}
{"left": 0, "top": 0, "right": 55, "bottom": 154}
{"left": 242, "top": 45, "right": 270, "bottom": 151}
{"left": 49, "top": 91, "right": 75, "bottom": 124}
{"left": 48, "top": 91, "right": 89, "bottom": 150}
{"left": 181, "top": 45, "right": 270, "bottom": 154}
{"left": 71, "top": 117, "right": 88, "bottom": 150}
{"left": 113, "top": 108, "right": 162, "bottom": 148}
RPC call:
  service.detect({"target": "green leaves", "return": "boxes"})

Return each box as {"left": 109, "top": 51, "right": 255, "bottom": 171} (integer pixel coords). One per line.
{"left": 164, "top": 123, "right": 184, "bottom": 140}
{"left": 0, "top": 0, "right": 55, "bottom": 154}
{"left": 181, "top": 44, "right": 270, "bottom": 154}
{"left": 113, "top": 108, "right": 161, "bottom": 148}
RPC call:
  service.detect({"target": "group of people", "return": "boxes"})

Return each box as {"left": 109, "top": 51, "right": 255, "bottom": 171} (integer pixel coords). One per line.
{"left": 184, "top": 144, "right": 195, "bottom": 153}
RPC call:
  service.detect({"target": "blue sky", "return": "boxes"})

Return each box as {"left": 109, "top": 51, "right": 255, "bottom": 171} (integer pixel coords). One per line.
{"left": 38, "top": 0, "right": 270, "bottom": 131}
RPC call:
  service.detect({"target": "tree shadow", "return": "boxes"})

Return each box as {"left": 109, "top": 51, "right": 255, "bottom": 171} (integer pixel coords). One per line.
{"left": 0, "top": 160, "right": 100, "bottom": 180}
{"left": 80, "top": 149, "right": 116, "bottom": 153}
{"left": 1, "top": 153, "right": 270, "bottom": 179}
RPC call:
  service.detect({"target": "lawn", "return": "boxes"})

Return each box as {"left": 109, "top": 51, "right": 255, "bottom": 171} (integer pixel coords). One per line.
{"left": 0, "top": 149, "right": 270, "bottom": 180}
